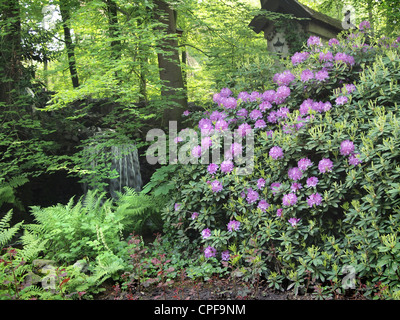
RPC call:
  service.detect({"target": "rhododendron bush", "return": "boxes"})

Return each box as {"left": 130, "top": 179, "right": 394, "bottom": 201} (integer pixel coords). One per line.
{"left": 156, "top": 25, "right": 400, "bottom": 295}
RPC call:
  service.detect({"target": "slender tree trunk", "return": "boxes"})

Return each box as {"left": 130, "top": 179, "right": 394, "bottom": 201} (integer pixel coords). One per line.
{"left": 106, "top": 0, "right": 121, "bottom": 59}
{"left": 154, "top": 0, "right": 187, "bottom": 127}
{"left": 0, "top": 0, "right": 22, "bottom": 104}
{"left": 59, "top": 0, "right": 80, "bottom": 88}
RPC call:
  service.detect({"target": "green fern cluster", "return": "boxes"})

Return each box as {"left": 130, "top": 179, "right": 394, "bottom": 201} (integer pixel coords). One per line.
{"left": 114, "top": 187, "right": 165, "bottom": 235}
{"left": 0, "top": 176, "right": 28, "bottom": 211}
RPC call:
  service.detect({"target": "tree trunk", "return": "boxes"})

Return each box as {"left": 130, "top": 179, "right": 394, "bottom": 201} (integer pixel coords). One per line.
{"left": 154, "top": 0, "right": 187, "bottom": 127}
{"left": 106, "top": 0, "right": 121, "bottom": 60}
{"left": 59, "top": 0, "right": 80, "bottom": 88}
{"left": 0, "top": 0, "right": 22, "bottom": 104}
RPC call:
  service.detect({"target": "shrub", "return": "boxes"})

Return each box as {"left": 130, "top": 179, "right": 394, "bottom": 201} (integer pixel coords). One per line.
{"left": 159, "top": 26, "right": 400, "bottom": 297}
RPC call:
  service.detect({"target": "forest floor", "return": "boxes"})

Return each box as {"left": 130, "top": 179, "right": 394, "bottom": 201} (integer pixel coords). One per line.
{"left": 97, "top": 277, "right": 365, "bottom": 301}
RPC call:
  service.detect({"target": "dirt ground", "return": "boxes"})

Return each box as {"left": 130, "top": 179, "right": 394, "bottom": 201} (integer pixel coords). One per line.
{"left": 97, "top": 277, "right": 362, "bottom": 301}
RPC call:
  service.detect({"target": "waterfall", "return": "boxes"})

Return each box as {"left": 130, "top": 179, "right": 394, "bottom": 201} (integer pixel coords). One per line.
{"left": 109, "top": 144, "right": 142, "bottom": 197}
{"left": 81, "top": 131, "right": 142, "bottom": 197}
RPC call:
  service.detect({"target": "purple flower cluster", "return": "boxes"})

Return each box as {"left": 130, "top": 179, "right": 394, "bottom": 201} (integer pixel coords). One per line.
{"left": 318, "top": 158, "right": 334, "bottom": 174}
{"left": 211, "top": 180, "right": 223, "bottom": 193}
{"left": 282, "top": 193, "right": 298, "bottom": 206}
{"left": 273, "top": 70, "right": 295, "bottom": 86}
{"left": 340, "top": 140, "right": 362, "bottom": 166}
{"left": 227, "top": 220, "right": 240, "bottom": 232}
{"left": 291, "top": 52, "right": 310, "bottom": 65}
{"left": 204, "top": 246, "right": 217, "bottom": 258}
{"left": 246, "top": 188, "right": 259, "bottom": 204}
{"left": 288, "top": 217, "right": 300, "bottom": 227}
{"left": 288, "top": 167, "right": 303, "bottom": 181}
{"left": 307, "top": 36, "right": 322, "bottom": 47}
{"left": 307, "top": 193, "right": 323, "bottom": 207}
{"left": 269, "top": 146, "right": 284, "bottom": 160}
{"left": 334, "top": 52, "right": 355, "bottom": 66}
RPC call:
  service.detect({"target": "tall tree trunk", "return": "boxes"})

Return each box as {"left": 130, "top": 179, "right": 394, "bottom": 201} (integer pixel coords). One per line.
{"left": 0, "top": 0, "right": 22, "bottom": 105}
{"left": 154, "top": 0, "right": 187, "bottom": 128}
{"left": 59, "top": 0, "right": 80, "bottom": 88}
{"left": 106, "top": 0, "right": 121, "bottom": 60}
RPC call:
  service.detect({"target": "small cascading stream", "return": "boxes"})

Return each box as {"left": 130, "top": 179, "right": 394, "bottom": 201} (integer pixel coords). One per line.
{"left": 109, "top": 144, "right": 142, "bottom": 197}
{"left": 82, "top": 131, "right": 142, "bottom": 197}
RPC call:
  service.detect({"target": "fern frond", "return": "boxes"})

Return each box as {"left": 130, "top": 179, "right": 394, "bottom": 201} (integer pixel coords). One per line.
{"left": 0, "top": 210, "right": 23, "bottom": 249}
{"left": 0, "top": 209, "right": 14, "bottom": 231}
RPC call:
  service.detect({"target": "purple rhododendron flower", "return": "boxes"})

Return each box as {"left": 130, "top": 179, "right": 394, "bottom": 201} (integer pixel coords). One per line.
{"left": 349, "top": 153, "right": 362, "bottom": 166}
{"left": 299, "top": 99, "right": 314, "bottom": 116}
{"left": 307, "top": 193, "right": 323, "bottom": 207}
{"left": 249, "top": 109, "right": 263, "bottom": 121}
{"left": 214, "top": 119, "right": 229, "bottom": 132}
{"left": 340, "top": 140, "right": 355, "bottom": 156}
{"left": 174, "top": 203, "right": 181, "bottom": 211}
{"left": 236, "top": 108, "right": 248, "bottom": 119}
{"left": 207, "top": 163, "right": 218, "bottom": 175}
{"left": 211, "top": 180, "right": 223, "bottom": 193}
{"left": 257, "top": 178, "right": 266, "bottom": 190}
{"left": 231, "top": 142, "right": 243, "bottom": 157}
{"left": 291, "top": 52, "right": 310, "bottom": 65}
{"left": 291, "top": 183, "right": 302, "bottom": 192}
{"left": 201, "top": 137, "right": 213, "bottom": 150}
{"left": 250, "top": 91, "right": 262, "bottom": 101}
{"left": 183, "top": 110, "right": 190, "bottom": 116}
{"left": 262, "top": 90, "right": 276, "bottom": 103}
{"left": 288, "top": 217, "right": 301, "bottom": 227}
{"left": 221, "top": 97, "right": 237, "bottom": 109}
{"left": 259, "top": 101, "right": 272, "bottom": 112}
{"left": 237, "top": 123, "right": 252, "bottom": 137}
{"left": 258, "top": 200, "right": 270, "bottom": 212}
{"left": 220, "top": 87, "right": 232, "bottom": 97}
{"left": 288, "top": 167, "right": 303, "bottom": 181}
{"left": 204, "top": 246, "right": 217, "bottom": 258}
{"left": 319, "top": 51, "right": 333, "bottom": 62}
{"left": 202, "top": 228, "right": 211, "bottom": 239}
{"left": 273, "top": 70, "right": 295, "bottom": 86}
{"left": 334, "top": 53, "right": 355, "bottom": 66}
{"left": 255, "top": 119, "right": 266, "bottom": 129}
{"left": 328, "top": 38, "right": 340, "bottom": 46}
{"left": 227, "top": 220, "right": 240, "bottom": 232}
{"left": 306, "top": 176, "right": 319, "bottom": 187}
{"left": 282, "top": 193, "right": 298, "bottom": 206}
{"left": 221, "top": 160, "right": 234, "bottom": 174}
{"left": 301, "top": 69, "right": 314, "bottom": 82}
{"left": 199, "top": 118, "right": 213, "bottom": 133}
{"left": 221, "top": 250, "right": 230, "bottom": 261}
{"left": 275, "top": 86, "right": 291, "bottom": 104}
{"left": 210, "top": 110, "right": 227, "bottom": 121}
{"left": 315, "top": 69, "right": 329, "bottom": 82}
{"left": 269, "top": 146, "right": 284, "bottom": 160}
{"left": 191, "top": 212, "right": 199, "bottom": 220}
{"left": 359, "top": 20, "right": 371, "bottom": 31}
{"left": 237, "top": 91, "right": 250, "bottom": 102}
{"left": 307, "top": 36, "right": 322, "bottom": 47}
{"left": 336, "top": 95, "right": 349, "bottom": 106}
{"left": 318, "top": 158, "right": 334, "bottom": 173}
{"left": 276, "top": 208, "right": 283, "bottom": 217}
{"left": 246, "top": 188, "right": 259, "bottom": 204}
{"left": 344, "top": 84, "right": 356, "bottom": 93}
{"left": 271, "top": 182, "right": 281, "bottom": 194}
{"left": 298, "top": 158, "right": 313, "bottom": 171}
{"left": 191, "top": 145, "right": 202, "bottom": 158}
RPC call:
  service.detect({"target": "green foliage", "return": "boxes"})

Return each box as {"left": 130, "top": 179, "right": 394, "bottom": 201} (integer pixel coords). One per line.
{"left": 0, "top": 210, "right": 23, "bottom": 250}
{"left": 159, "top": 29, "right": 400, "bottom": 298}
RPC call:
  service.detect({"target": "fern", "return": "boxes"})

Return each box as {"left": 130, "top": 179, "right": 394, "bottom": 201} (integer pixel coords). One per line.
{"left": 0, "top": 176, "right": 28, "bottom": 210}
{"left": 0, "top": 210, "right": 23, "bottom": 249}
{"left": 114, "top": 187, "right": 165, "bottom": 234}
